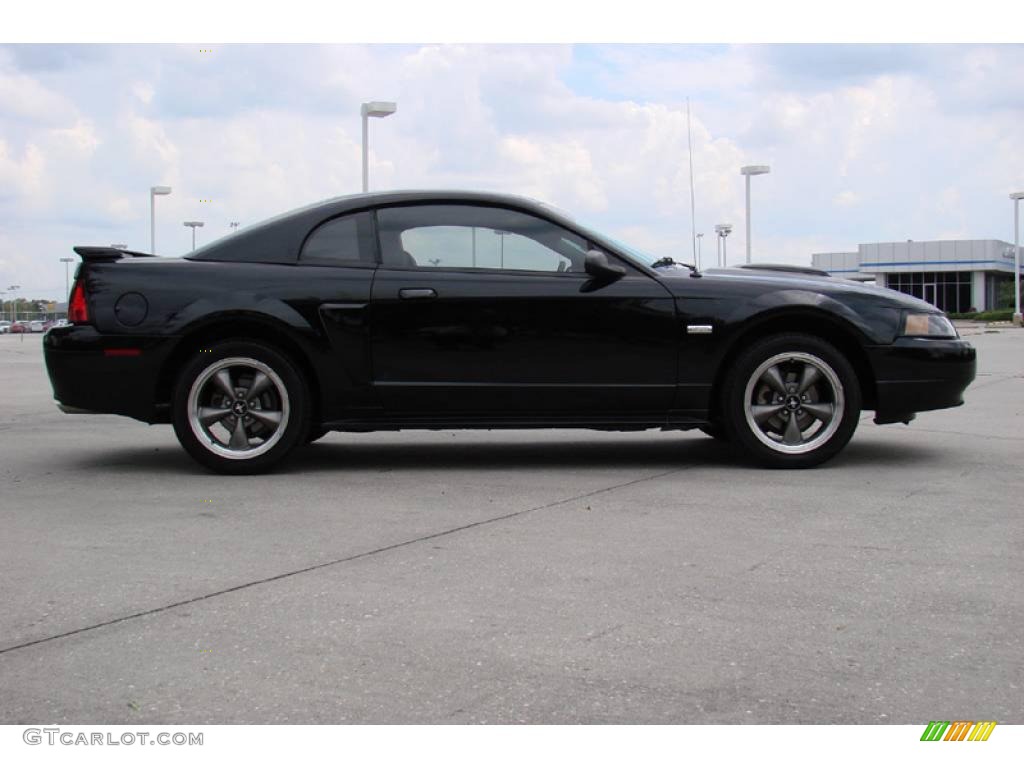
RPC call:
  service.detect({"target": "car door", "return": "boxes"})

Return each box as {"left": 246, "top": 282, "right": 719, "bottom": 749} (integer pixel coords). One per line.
{"left": 368, "top": 203, "right": 678, "bottom": 418}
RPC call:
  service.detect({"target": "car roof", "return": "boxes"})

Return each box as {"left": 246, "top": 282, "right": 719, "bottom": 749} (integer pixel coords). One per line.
{"left": 186, "top": 189, "right": 578, "bottom": 264}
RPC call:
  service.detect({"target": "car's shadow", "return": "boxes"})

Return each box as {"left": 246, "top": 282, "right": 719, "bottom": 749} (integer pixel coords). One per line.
{"left": 71, "top": 432, "right": 944, "bottom": 476}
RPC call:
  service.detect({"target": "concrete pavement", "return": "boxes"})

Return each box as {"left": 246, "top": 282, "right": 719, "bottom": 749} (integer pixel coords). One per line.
{"left": 0, "top": 328, "right": 1020, "bottom": 723}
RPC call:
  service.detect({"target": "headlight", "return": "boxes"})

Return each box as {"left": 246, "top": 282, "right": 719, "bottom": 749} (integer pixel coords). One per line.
{"left": 902, "top": 313, "right": 957, "bottom": 338}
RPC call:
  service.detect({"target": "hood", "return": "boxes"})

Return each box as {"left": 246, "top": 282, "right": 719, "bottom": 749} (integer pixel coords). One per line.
{"left": 658, "top": 265, "right": 939, "bottom": 313}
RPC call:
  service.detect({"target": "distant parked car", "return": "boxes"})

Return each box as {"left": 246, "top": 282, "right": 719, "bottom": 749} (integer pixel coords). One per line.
{"left": 0, "top": 321, "right": 10, "bottom": 334}
{"left": 9, "top": 321, "right": 28, "bottom": 333}
{"left": 29, "top": 320, "right": 44, "bottom": 333}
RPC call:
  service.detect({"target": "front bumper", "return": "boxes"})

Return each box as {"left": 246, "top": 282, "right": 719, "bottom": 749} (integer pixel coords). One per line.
{"left": 867, "top": 337, "right": 977, "bottom": 418}
{"left": 44, "top": 325, "right": 176, "bottom": 423}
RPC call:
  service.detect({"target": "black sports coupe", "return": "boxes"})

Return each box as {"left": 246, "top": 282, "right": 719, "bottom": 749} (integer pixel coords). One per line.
{"left": 44, "top": 190, "right": 976, "bottom": 473}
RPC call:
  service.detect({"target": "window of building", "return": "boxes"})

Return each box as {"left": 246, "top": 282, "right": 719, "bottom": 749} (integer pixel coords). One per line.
{"left": 884, "top": 270, "right": 974, "bottom": 313}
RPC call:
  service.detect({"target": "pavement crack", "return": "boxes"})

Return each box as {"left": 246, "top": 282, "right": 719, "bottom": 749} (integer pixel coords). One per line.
{"left": 582, "top": 623, "right": 625, "bottom": 642}
{"left": 0, "top": 466, "right": 689, "bottom": 657}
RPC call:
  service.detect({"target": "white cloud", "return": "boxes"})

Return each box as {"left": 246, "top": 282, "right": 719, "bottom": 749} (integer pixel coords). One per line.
{"left": 0, "top": 139, "right": 47, "bottom": 203}
{"left": 834, "top": 190, "right": 860, "bottom": 207}
{"left": 50, "top": 118, "right": 100, "bottom": 154}
{"left": 1, "top": 43, "right": 1023, "bottom": 297}
{"left": 132, "top": 81, "right": 154, "bottom": 105}
{"left": 0, "top": 70, "right": 76, "bottom": 125}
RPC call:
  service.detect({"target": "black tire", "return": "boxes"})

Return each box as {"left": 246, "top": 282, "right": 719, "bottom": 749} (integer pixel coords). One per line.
{"left": 720, "top": 333, "right": 861, "bottom": 469}
{"left": 305, "top": 427, "right": 329, "bottom": 444}
{"left": 172, "top": 339, "right": 309, "bottom": 474}
{"left": 699, "top": 424, "right": 730, "bottom": 442}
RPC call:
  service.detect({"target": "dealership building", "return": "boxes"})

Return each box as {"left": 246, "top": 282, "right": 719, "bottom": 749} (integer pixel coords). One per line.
{"left": 812, "top": 239, "right": 1017, "bottom": 313}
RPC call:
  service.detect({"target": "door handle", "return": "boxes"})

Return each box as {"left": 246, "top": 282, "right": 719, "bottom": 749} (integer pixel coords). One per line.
{"left": 399, "top": 288, "right": 437, "bottom": 300}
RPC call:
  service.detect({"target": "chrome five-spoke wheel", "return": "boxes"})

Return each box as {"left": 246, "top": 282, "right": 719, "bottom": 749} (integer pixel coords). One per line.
{"left": 186, "top": 357, "right": 291, "bottom": 460}
{"left": 743, "top": 352, "right": 844, "bottom": 455}
{"left": 722, "top": 333, "right": 861, "bottom": 468}
{"left": 174, "top": 340, "right": 309, "bottom": 473}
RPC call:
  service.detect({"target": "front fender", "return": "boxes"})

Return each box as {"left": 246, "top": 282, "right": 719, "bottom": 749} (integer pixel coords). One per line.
{"left": 728, "top": 289, "right": 902, "bottom": 346}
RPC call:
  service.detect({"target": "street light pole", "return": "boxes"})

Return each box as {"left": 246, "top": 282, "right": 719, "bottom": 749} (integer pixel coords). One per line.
{"left": 740, "top": 165, "right": 770, "bottom": 263}
{"left": 59, "top": 257, "right": 74, "bottom": 299}
{"left": 715, "top": 224, "right": 732, "bottom": 268}
{"left": 183, "top": 221, "right": 204, "bottom": 252}
{"left": 493, "top": 230, "right": 511, "bottom": 268}
{"left": 1012, "top": 192, "right": 1024, "bottom": 326}
{"left": 150, "top": 186, "right": 172, "bottom": 254}
{"left": 360, "top": 101, "right": 397, "bottom": 193}
{"left": 696, "top": 232, "right": 703, "bottom": 270}
{"left": 8, "top": 284, "right": 20, "bottom": 322}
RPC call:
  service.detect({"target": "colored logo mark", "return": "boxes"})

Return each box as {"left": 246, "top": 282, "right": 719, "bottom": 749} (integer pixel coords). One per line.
{"left": 920, "top": 720, "right": 996, "bottom": 741}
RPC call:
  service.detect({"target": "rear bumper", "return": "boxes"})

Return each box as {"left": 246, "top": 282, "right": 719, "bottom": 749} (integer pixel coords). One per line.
{"left": 44, "top": 325, "right": 176, "bottom": 423}
{"left": 867, "top": 337, "right": 977, "bottom": 418}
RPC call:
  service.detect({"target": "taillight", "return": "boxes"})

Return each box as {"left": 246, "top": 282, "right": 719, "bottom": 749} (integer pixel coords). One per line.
{"left": 69, "top": 280, "right": 89, "bottom": 324}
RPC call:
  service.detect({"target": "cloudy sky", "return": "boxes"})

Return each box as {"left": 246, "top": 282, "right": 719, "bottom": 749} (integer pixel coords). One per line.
{"left": 1, "top": 43, "right": 1023, "bottom": 298}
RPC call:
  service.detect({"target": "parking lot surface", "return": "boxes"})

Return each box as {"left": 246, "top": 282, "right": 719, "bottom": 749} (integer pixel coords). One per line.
{"left": 0, "top": 328, "right": 1021, "bottom": 724}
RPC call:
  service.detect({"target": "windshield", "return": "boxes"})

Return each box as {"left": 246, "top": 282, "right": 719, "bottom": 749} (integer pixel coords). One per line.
{"left": 547, "top": 209, "right": 665, "bottom": 268}
{"left": 598, "top": 235, "right": 664, "bottom": 267}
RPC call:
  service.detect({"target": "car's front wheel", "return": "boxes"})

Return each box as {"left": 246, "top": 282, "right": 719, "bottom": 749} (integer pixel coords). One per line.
{"left": 172, "top": 340, "right": 309, "bottom": 474}
{"left": 721, "top": 333, "right": 861, "bottom": 468}
{"left": 698, "top": 423, "right": 729, "bottom": 442}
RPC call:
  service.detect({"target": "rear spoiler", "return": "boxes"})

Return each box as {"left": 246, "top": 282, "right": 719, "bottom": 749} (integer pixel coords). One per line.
{"left": 73, "top": 246, "right": 159, "bottom": 262}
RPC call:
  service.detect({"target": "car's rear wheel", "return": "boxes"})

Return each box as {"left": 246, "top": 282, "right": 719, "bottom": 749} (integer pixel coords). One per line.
{"left": 305, "top": 427, "right": 329, "bottom": 444}
{"left": 172, "top": 340, "right": 309, "bottom": 474}
{"left": 721, "top": 333, "right": 861, "bottom": 468}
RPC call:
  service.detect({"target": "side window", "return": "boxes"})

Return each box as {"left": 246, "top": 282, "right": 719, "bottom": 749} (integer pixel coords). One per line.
{"left": 300, "top": 213, "right": 373, "bottom": 266}
{"left": 376, "top": 204, "right": 591, "bottom": 273}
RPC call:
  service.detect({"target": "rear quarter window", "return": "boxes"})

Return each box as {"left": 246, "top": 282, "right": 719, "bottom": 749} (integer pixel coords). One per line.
{"left": 300, "top": 213, "right": 375, "bottom": 266}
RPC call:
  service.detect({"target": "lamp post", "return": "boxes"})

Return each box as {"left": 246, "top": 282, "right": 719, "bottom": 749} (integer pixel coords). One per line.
{"left": 8, "top": 284, "right": 20, "bottom": 322}
{"left": 493, "top": 230, "right": 511, "bottom": 269}
{"left": 361, "top": 101, "right": 397, "bottom": 193}
{"left": 740, "top": 165, "right": 770, "bottom": 263}
{"left": 715, "top": 224, "right": 732, "bottom": 267}
{"left": 183, "top": 221, "right": 204, "bottom": 252}
{"left": 59, "top": 257, "right": 75, "bottom": 299}
{"left": 1011, "top": 192, "right": 1024, "bottom": 326}
{"left": 150, "top": 186, "right": 172, "bottom": 254}
{"left": 696, "top": 232, "right": 704, "bottom": 270}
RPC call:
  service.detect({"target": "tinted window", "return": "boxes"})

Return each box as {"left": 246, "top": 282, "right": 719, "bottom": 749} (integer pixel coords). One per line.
{"left": 301, "top": 214, "right": 368, "bottom": 265}
{"left": 377, "top": 204, "right": 592, "bottom": 273}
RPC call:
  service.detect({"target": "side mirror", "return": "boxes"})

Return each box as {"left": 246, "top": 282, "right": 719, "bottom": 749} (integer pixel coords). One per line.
{"left": 584, "top": 250, "right": 626, "bottom": 280}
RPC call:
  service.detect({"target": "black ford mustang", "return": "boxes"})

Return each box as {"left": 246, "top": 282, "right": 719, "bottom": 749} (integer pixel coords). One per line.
{"left": 44, "top": 190, "right": 976, "bottom": 474}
